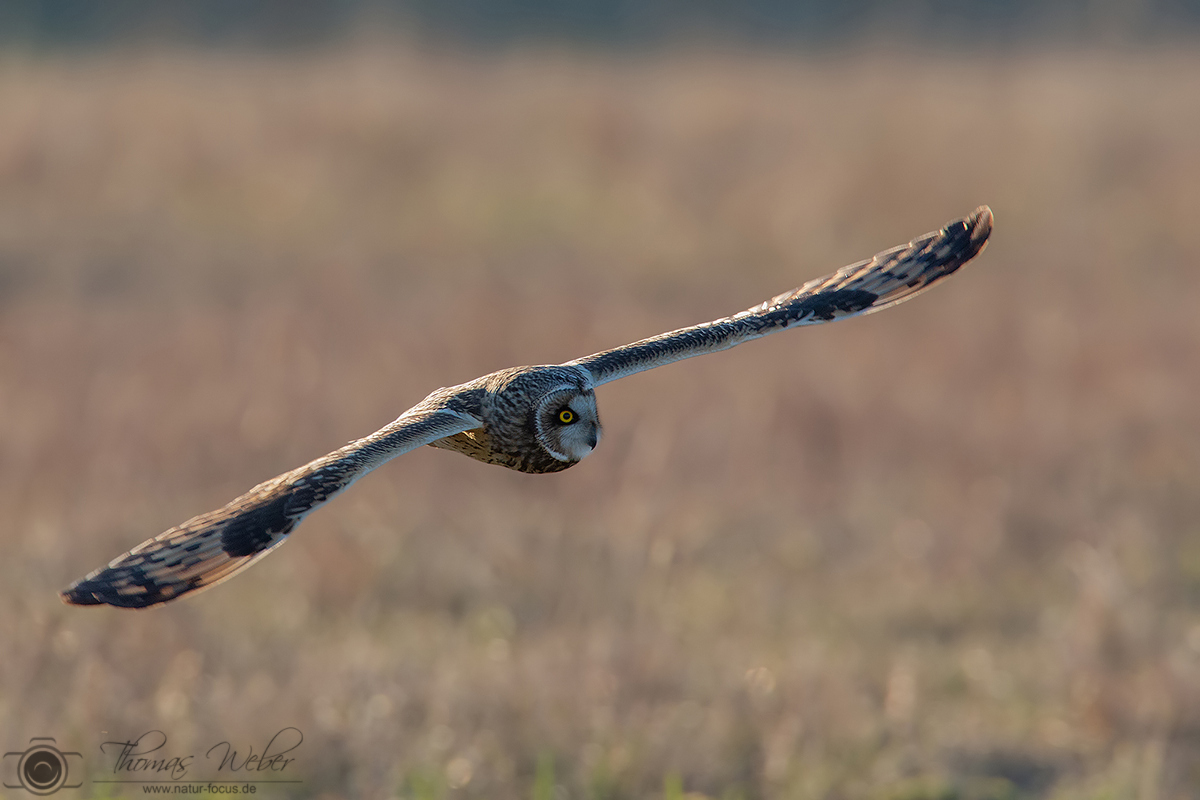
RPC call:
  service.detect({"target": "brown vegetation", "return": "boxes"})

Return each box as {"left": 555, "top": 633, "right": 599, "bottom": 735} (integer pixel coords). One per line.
{"left": 2, "top": 44, "right": 1199, "bottom": 799}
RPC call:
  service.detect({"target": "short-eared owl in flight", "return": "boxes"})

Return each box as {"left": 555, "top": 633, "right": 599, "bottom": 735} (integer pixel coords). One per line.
{"left": 63, "top": 207, "right": 992, "bottom": 608}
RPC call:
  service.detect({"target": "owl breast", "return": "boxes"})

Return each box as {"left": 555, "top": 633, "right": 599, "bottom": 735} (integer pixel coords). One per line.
{"left": 427, "top": 428, "right": 578, "bottom": 474}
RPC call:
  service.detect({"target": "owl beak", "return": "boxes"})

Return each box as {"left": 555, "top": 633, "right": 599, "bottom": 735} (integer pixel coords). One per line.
{"left": 586, "top": 429, "right": 599, "bottom": 450}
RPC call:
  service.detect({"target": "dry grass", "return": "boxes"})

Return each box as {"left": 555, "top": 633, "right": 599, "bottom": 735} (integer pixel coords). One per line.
{"left": 2, "top": 43, "right": 1200, "bottom": 799}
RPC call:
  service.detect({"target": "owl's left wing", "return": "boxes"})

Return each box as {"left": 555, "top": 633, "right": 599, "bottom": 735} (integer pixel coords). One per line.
{"left": 569, "top": 206, "right": 992, "bottom": 387}
{"left": 61, "top": 402, "right": 480, "bottom": 609}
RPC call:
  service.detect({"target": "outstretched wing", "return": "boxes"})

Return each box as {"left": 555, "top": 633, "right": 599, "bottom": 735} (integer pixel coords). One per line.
{"left": 569, "top": 206, "right": 992, "bottom": 386}
{"left": 62, "top": 403, "right": 481, "bottom": 609}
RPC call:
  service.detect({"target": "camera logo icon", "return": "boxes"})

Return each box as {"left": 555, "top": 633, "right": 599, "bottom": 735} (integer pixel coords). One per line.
{"left": 3, "top": 738, "right": 83, "bottom": 795}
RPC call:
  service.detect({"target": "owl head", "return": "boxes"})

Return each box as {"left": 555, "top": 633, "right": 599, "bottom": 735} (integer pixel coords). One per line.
{"left": 479, "top": 365, "right": 604, "bottom": 473}
{"left": 533, "top": 382, "right": 602, "bottom": 463}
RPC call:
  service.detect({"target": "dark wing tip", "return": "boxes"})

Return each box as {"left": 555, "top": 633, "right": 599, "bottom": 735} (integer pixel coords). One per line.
{"left": 60, "top": 584, "right": 105, "bottom": 606}
{"left": 60, "top": 572, "right": 182, "bottom": 609}
{"left": 962, "top": 205, "right": 993, "bottom": 257}
{"left": 918, "top": 205, "right": 993, "bottom": 282}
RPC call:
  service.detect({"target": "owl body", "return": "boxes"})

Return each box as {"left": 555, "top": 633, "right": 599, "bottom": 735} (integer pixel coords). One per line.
{"left": 426, "top": 365, "right": 601, "bottom": 474}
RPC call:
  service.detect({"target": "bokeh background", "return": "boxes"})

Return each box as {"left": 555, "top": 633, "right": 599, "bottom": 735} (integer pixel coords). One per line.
{"left": 3, "top": 3, "right": 1200, "bottom": 799}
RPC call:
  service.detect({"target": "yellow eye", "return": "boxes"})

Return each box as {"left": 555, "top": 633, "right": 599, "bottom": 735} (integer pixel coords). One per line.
{"left": 558, "top": 409, "right": 575, "bottom": 424}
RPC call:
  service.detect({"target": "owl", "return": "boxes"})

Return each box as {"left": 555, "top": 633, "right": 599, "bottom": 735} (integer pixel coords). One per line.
{"left": 62, "top": 207, "right": 992, "bottom": 608}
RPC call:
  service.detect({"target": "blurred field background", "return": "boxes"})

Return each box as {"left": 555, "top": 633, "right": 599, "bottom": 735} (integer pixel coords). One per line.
{"left": 3, "top": 18, "right": 1200, "bottom": 800}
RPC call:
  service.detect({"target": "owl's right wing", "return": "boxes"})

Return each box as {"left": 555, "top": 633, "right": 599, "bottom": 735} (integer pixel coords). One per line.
{"left": 61, "top": 397, "right": 482, "bottom": 609}
{"left": 569, "top": 206, "right": 992, "bottom": 386}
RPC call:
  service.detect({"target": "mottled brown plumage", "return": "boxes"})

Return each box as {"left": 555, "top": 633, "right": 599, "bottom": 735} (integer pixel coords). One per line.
{"left": 428, "top": 366, "right": 599, "bottom": 474}
{"left": 62, "top": 206, "right": 991, "bottom": 609}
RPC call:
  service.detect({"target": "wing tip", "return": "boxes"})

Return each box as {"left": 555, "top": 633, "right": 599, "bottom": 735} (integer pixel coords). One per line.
{"left": 59, "top": 585, "right": 104, "bottom": 606}
{"left": 963, "top": 204, "right": 993, "bottom": 256}
{"left": 926, "top": 205, "right": 991, "bottom": 277}
{"left": 60, "top": 568, "right": 186, "bottom": 609}
{"left": 59, "top": 581, "right": 161, "bottom": 609}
